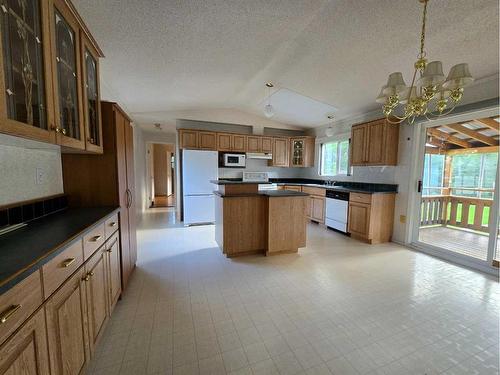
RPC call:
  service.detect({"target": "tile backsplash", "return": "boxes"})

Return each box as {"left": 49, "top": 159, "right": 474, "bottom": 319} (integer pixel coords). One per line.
{"left": 219, "top": 158, "right": 303, "bottom": 179}
{"left": 0, "top": 195, "right": 68, "bottom": 228}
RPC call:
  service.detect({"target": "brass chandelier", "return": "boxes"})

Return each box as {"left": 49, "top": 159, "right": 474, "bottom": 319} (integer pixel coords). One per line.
{"left": 376, "top": 0, "right": 474, "bottom": 124}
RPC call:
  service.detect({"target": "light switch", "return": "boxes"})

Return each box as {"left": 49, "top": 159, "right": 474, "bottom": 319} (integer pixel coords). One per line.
{"left": 35, "top": 168, "right": 45, "bottom": 185}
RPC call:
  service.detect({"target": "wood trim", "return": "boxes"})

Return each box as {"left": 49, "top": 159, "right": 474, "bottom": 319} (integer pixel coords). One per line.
{"left": 444, "top": 123, "right": 498, "bottom": 146}
{"left": 474, "top": 118, "right": 500, "bottom": 131}
{"left": 445, "top": 146, "right": 499, "bottom": 155}
{"left": 427, "top": 128, "right": 472, "bottom": 148}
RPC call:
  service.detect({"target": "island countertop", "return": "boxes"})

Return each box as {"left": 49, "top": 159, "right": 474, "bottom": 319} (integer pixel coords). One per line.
{"left": 0, "top": 206, "right": 119, "bottom": 294}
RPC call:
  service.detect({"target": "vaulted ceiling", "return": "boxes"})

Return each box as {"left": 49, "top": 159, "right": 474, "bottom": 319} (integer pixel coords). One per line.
{"left": 72, "top": 0, "right": 499, "bottom": 130}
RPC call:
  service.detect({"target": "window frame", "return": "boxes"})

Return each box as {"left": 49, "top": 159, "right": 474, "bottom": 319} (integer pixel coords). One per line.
{"left": 319, "top": 138, "right": 351, "bottom": 177}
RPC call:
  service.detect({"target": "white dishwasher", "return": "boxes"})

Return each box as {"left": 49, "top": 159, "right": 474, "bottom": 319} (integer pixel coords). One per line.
{"left": 325, "top": 190, "right": 350, "bottom": 233}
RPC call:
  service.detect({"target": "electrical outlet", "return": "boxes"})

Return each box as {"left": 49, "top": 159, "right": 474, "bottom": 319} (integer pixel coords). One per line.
{"left": 35, "top": 167, "right": 45, "bottom": 185}
{"left": 400, "top": 215, "right": 406, "bottom": 224}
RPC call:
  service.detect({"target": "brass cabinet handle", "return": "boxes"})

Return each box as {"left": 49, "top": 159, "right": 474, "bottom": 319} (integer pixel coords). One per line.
{"left": 106, "top": 238, "right": 118, "bottom": 253}
{"left": 106, "top": 249, "right": 113, "bottom": 253}
{"left": 51, "top": 125, "right": 60, "bottom": 133}
{"left": 109, "top": 222, "right": 117, "bottom": 227}
{"left": 61, "top": 128, "right": 67, "bottom": 135}
{"left": 60, "top": 258, "right": 76, "bottom": 268}
{"left": 82, "top": 275, "right": 90, "bottom": 282}
{"left": 0, "top": 304, "right": 21, "bottom": 324}
{"left": 90, "top": 235, "right": 102, "bottom": 242}
{"left": 89, "top": 271, "right": 94, "bottom": 277}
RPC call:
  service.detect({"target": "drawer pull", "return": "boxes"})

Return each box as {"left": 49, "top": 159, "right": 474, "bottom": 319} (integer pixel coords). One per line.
{"left": 89, "top": 235, "right": 102, "bottom": 242}
{"left": 60, "top": 258, "right": 76, "bottom": 268}
{"left": 106, "top": 249, "right": 113, "bottom": 253}
{"left": 109, "top": 222, "right": 117, "bottom": 227}
{"left": 0, "top": 304, "right": 21, "bottom": 324}
{"left": 89, "top": 271, "right": 94, "bottom": 277}
{"left": 83, "top": 275, "right": 90, "bottom": 282}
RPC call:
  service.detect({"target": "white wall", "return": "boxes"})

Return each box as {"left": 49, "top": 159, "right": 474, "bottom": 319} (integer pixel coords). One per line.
{"left": 0, "top": 134, "right": 63, "bottom": 206}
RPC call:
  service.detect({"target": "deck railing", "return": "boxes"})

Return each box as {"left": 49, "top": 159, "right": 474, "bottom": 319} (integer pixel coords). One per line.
{"left": 420, "top": 195, "right": 492, "bottom": 233}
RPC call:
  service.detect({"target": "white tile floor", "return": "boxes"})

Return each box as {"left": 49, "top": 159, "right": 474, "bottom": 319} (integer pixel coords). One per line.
{"left": 85, "top": 208, "right": 500, "bottom": 375}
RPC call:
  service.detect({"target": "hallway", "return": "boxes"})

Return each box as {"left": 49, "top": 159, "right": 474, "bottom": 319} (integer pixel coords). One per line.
{"left": 85, "top": 209, "right": 499, "bottom": 375}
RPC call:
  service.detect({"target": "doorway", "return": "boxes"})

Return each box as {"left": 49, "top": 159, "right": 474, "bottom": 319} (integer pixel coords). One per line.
{"left": 412, "top": 112, "right": 500, "bottom": 272}
{"left": 149, "top": 143, "right": 175, "bottom": 208}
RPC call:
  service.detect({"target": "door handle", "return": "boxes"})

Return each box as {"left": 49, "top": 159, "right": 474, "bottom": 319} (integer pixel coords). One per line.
{"left": 417, "top": 180, "right": 422, "bottom": 193}
{"left": 126, "top": 189, "right": 132, "bottom": 208}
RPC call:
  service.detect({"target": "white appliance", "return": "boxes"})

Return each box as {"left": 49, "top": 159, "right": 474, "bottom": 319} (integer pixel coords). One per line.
{"left": 182, "top": 150, "right": 218, "bottom": 225}
{"left": 325, "top": 190, "right": 349, "bottom": 233}
{"left": 242, "top": 172, "right": 268, "bottom": 182}
{"left": 222, "top": 153, "right": 246, "bottom": 167}
{"left": 258, "top": 183, "right": 278, "bottom": 191}
{"left": 246, "top": 152, "right": 272, "bottom": 160}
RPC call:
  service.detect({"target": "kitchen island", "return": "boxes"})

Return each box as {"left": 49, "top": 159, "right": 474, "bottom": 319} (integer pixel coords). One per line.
{"left": 211, "top": 180, "right": 309, "bottom": 257}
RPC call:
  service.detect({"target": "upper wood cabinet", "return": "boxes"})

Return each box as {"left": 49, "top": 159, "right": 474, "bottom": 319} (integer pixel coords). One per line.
{"left": 179, "top": 129, "right": 198, "bottom": 149}
{"left": 0, "top": 0, "right": 103, "bottom": 153}
{"left": 247, "top": 136, "right": 273, "bottom": 153}
{"left": 198, "top": 131, "right": 216, "bottom": 150}
{"left": 270, "top": 137, "right": 289, "bottom": 167}
{"left": 290, "top": 137, "right": 314, "bottom": 167}
{"left": 217, "top": 133, "right": 231, "bottom": 151}
{"left": 81, "top": 34, "right": 102, "bottom": 153}
{"left": 350, "top": 119, "right": 399, "bottom": 166}
{"left": 231, "top": 134, "right": 246, "bottom": 152}
{"left": 0, "top": 0, "right": 56, "bottom": 143}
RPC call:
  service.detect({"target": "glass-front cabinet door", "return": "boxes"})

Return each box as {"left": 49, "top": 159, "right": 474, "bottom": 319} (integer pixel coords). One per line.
{"left": 81, "top": 36, "right": 102, "bottom": 153}
{"left": 0, "top": 0, "right": 55, "bottom": 142}
{"left": 51, "top": 0, "right": 84, "bottom": 149}
{"left": 291, "top": 138, "right": 305, "bottom": 167}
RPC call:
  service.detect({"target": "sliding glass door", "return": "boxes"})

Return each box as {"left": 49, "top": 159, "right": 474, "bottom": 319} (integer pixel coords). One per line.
{"left": 412, "top": 112, "right": 500, "bottom": 270}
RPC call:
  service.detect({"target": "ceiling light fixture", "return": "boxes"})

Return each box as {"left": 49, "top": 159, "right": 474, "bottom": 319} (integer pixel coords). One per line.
{"left": 325, "top": 115, "right": 335, "bottom": 137}
{"left": 264, "top": 82, "right": 275, "bottom": 118}
{"left": 376, "top": 0, "right": 473, "bottom": 124}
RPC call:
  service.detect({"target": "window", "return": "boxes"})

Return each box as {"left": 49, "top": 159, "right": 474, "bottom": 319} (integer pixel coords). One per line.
{"left": 320, "top": 139, "right": 349, "bottom": 176}
{"left": 422, "top": 154, "right": 445, "bottom": 196}
{"left": 451, "top": 152, "right": 498, "bottom": 199}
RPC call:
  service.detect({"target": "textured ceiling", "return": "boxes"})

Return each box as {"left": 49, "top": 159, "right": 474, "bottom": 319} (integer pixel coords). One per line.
{"left": 73, "top": 0, "right": 499, "bottom": 128}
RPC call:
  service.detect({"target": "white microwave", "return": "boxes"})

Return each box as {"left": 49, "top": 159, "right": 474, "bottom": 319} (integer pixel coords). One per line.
{"left": 222, "top": 153, "right": 246, "bottom": 167}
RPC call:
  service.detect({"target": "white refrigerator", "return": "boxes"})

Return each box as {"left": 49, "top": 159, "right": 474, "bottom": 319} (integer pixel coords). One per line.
{"left": 182, "top": 149, "right": 218, "bottom": 225}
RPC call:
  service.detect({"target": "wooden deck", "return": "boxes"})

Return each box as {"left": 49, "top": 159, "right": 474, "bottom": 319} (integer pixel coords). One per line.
{"left": 419, "top": 226, "right": 489, "bottom": 260}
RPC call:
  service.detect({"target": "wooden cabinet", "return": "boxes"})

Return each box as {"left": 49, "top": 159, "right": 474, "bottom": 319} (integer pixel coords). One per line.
{"left": 270, "top": 137, "right": 289, "bottom": 167}
{"left": 0, "top": 0, "right": 56, "bottom": 144}
{"left": 45, "top": 269, "right": 89, "bottom": 375}
{"left": 0, "top": 309, "right": 50, "bottom": 375}
{"left": 246, "top": 135, "right": 273, "bottom": 153}
{"left": 62, "top": 102, "right": 137, "bottom": 290}
{"left": 179, "top": 129, "right": 199, "bottom": 149}
{"left": 290, "top": 137, "right": 315, "bottom": 167}
{"left": 347, "top": 193, "right": 396, "bottom": 244}
{"left": 84, "top": 248, "right": 108, "bottom": 354}
{"left": 348, "top": 201, "right": 370, "bottom": 237}
{"left": 199, "top": 131, "right": 217, "bottom": 150}
{"left": 350, "top": 119, "right": 399, "bottom": 166}
{"left": 310, "top": 196, "right": 325, "bottom": 223}
{"left": 247, "top": 136, "right": 261, "bottom": 152}
{"left": 217, "top": 133, "right": 246, "bottom": 152}
{"left": 106, "top": 234, "right": 121, "bottom": 312}
{"left": 231, "top": 134, "right": 246, "bottom": 152}
{"left": 217, "top": 133, "right": 232, "bottom": 151}
{"left": 282, "top": 185, "right": 302, "bottom": 192}
{"left": 81, "top": 34, "right": 102, "bottom": 153}
{"left": 0, "top": 0, "right": 103, "bottom": 152}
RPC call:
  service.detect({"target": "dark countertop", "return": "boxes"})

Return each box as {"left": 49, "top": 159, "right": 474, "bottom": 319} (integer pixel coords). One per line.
{"left": 210, "top": 179, "right": 272, "bottom": 185}
{"left": 271, "top": 179, "right": 398, "bottom": 194}
{"left": 0, "top": 206, "right": 119, "bottom": 295}
{"left": 214, "top": 190, "right": 309, "bottom": 198}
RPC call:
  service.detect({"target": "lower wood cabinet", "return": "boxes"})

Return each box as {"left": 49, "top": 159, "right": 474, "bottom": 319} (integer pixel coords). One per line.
{"left": 106, "top": 234, "right": 122, "bottom": 312}
{"left": 310, "top": 196, "right": 325, "bottom": 223}
{"left": 85, "top": 248, "right": 109, "bottom": 354}
{"left": 348, "top": 193, "right": 395, "bottom": 244}
{"left": 45, "top": 269, "right": 89, "bottom": 375}
{"left": 0, "top": 308, "right": 50, "bottom": 375}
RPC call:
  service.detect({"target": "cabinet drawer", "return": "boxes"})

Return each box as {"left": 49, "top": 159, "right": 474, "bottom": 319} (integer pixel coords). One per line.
{"left": 349, "top": 192, "right": 372, "bottom": 204}
{"left": 302, "top": 186, "right": 326, "bottom": 197}
{"left": 83, "top": 223, "right": 105, "bottom": 260}
{"left": 104, "top": 214, "right": 119, "bottom": 238}
{"left": 283, "top": 185, "right": 302, "bottom": 192}
{"left": 42, "top": 239, "right": 84, "bottom": 299}
{"left": 0, "top": 270, "right": 43, "bottom": 345}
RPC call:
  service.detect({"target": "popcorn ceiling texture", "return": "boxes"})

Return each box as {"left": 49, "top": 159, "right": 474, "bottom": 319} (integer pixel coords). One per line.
{"left": 0, "top": 135, "right": 63, "bottom": 206}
